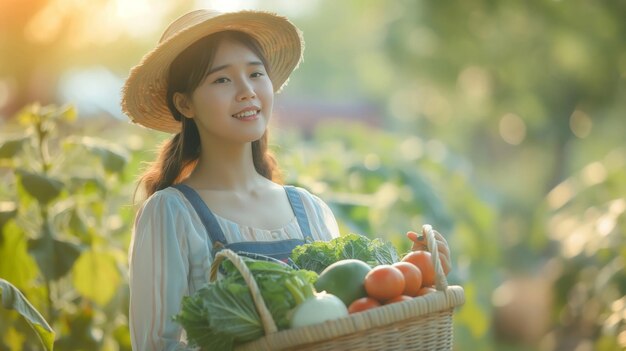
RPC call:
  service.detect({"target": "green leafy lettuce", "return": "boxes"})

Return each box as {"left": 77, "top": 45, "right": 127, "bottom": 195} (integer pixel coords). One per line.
{"left": 290, "top": 233, "right": 400, "bottom": 273}
{"left": 174, "top": 258, "right": 317, "bottom": 350}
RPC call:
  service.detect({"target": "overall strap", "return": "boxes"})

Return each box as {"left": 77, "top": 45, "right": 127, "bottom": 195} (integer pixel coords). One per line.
{"left": 284, "top": 186, "right": 313, "bottom": 241}
{"left": 171, "top": 184, "right": 228, "bottom": 246}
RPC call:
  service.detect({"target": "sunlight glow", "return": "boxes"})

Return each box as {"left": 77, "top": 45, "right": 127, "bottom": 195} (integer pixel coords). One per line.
{"left": 0, "top": 202, "right": 17, "bottom": 212}
{"left": 596, "top": 214, "right": 615, "bottom": 237}
{"left": 570, "top": 109, "right": 592, "bottom": 138}
{"left": 499, "top": 113, "right": 526, "bottom": 145}
{"left": 547, "top": 180, "right": 574, "bottom": 210}
{"left": 457, "top": 66, "right": 492, "bottom": 101}
{"left": 400, "top": 136, "right": 424, "bottom": 161}
{"left": 548, "top": 214, "right": 577, "bottom": 240}
{"left": 364, "top": 153, "right": 381, "bottom": 171}
{"left": 581, "top": 162, "right": 607, "bottom": 186}
{"left": 374, "top": 183, "right": 399, "bottom": 209}
{"left": 196, "top": 0, "right": 258, "bottom": 12}
{"left": 24, "top": 0, "right": 171, "bottom": 47}
{"left": 563, "top": 226, "right": 588, "bottom": 258}
{"left": 610, "top": 198, "right": 626, "bottom": 215}
{"left": 194, "top": 0, "right": 319, "bottom": 16}
{"left": 597, "top": 199, "right": 626, "bottom": 236}
{"left": 24, "top": 1, "right": 65, "bottom": 44}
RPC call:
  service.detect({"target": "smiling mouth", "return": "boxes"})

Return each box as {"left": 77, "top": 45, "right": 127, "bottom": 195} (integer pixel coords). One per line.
{"left": 232, "top": 109, "right": 260, "bottom": 119}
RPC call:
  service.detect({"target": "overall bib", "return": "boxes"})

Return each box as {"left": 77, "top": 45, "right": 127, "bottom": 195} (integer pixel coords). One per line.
{"left": 172, "top": 184, "right": 313, "bottom": 265}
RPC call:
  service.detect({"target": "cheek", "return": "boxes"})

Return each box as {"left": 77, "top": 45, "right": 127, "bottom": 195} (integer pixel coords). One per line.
{"left": 192, "top": 89, "right": 224, "bottom": 114}
{"left": 260, "top": 81, "right": 274, "bottom": 104}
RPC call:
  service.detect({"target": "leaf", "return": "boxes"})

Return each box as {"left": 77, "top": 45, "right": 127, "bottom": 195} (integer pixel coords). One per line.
{"left": 28, "top": 232, "right": 82, "bottom": 281}
{"left": 68, "top": 175, "right": 107, "bottom": 196}
{"left": 0, "top": 137, "right": 28, "bottom": 159}
{"left": 68, "top": 208, "right": 89, "bottom": 239}
{"left": 72, "top": 249, "right": 121, "bottom": 306}
{"left": 207, "top": 281, "right": 263, "bottom": 342}
{"left": 70, "top": 137, "right": 129, "bottom": 174}
{"left": 0, "top": 222, "right": 39, "bottom": 291}
{"left": 16, "top": 169, "right": 64, "bottom": 205}
{"left": 0, "top": 279, "right": 55, "bottom": 351}
{"left": 16, "top": 103, "right": 41, "bottom": 126}
{"left": 0, "top": 201, "right": 18, "bottom": 231}
{"left": 174, "top": 288, "right": 235, "bottom": 350}
{"left": 57, "top": 105, "right": 77, "bottom": 123}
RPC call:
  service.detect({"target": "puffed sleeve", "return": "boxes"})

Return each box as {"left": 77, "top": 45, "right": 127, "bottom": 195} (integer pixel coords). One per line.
{"left": 128, "top": 191, "right": 197, "bottom": 351}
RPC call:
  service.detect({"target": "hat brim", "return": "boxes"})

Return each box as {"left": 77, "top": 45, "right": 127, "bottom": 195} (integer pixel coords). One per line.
{"left": 121, "top": 10, "right": 303, "bottom": 133}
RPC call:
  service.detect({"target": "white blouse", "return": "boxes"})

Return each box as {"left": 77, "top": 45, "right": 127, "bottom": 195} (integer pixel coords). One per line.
{"left": 128, "top": 186, "right": 340, "bottom": 351}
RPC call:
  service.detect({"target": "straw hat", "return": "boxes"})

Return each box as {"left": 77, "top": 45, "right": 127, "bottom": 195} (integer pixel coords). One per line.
{"left": 121, "top": 9, "right": 304, "bottom": 133}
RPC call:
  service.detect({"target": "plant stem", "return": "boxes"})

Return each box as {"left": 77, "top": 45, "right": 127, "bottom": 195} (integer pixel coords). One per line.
{"left": 44, "top": 279, "right": 54, "bottom": 323}
{"left": 36, "top": 115, "right": 54, "bottom": 323}
{"left": 37, "top": 122, "right": 50, "bottom": 174}
{"left": 284, "top": 280, "right": 306, "bottom": 305}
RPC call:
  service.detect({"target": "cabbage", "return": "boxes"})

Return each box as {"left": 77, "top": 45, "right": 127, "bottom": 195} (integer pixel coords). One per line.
{"left": 290, "top": 233, "right": 400, "bottom": 274}
{"left": 174, "top": 257, "right": 318, "bottom": 350}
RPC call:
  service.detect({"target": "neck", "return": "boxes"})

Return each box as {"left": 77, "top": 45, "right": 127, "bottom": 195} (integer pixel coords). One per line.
{"left": 186, "top": 139, "right": 266, "bottom": 191}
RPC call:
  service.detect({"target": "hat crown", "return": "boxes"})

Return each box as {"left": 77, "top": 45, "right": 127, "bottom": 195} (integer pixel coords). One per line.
{"left": 160, "top": 9, "right": 221, "bottom": 43}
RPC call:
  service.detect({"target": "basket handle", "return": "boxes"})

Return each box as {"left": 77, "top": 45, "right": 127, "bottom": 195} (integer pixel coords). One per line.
{"left": 422, "top": 224, "right": 449, "bottom": 291}
{"left": 209, "top": 249, "right": 279, "bottom": 335}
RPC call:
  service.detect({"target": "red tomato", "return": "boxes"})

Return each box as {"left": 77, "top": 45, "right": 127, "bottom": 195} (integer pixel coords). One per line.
{"left": 384, "top": 295, "right": 413, "bottom": 304}
{"left": 416, "top": 287, "right": 437, "bottom": 296}
{"left": 364, "top": 265, "right": 405, "bottom": 301}
{"left": 392, "top": 262, "right": 423, "bottom": 297}
{"left": 348, "top": 297, "right": 381, "bottom": 314}
{"left": 402, "top": 251, "right": 435, "bottom": 287}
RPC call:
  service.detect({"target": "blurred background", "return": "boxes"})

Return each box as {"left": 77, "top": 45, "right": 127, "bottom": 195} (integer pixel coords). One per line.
{"left": 1, "top": 0, "right": 625, "bottom": 350}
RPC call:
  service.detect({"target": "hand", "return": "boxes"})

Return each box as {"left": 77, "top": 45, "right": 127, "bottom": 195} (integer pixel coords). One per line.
{"left": 406, "top": 228, "right": 451, "bottom": 275}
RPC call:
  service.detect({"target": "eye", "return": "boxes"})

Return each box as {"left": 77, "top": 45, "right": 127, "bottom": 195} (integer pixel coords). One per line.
{"left": 251, "top": 71, "right": 265, "bottom": 78}
{"left": 212, "top": 77, "right": 230, "bottom": 84}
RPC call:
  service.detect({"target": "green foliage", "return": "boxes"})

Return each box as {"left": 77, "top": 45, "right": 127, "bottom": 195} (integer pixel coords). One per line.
{"left": 290, "top": 233, "right": 400, "bottom": 273}
{"left": 0, "top": 103, "right": 132, "bottom": 350}
{"left": 0, "top": 279, "right": 54, "bottom": 351}
{"left": 540, "top": 149, "right": 626, "bottom": 349}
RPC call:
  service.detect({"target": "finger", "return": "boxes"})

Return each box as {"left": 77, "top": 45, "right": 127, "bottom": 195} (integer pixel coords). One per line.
{"left": 406, "top": 231, "right": 420, "bottom": 243}
{"left": 407, "top": 231, "right": 428, "bottom": 251}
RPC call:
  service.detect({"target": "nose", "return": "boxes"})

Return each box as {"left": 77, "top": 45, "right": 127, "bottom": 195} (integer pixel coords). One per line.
{"left": 236, "top": 79, "right": 256, "bottom": 102}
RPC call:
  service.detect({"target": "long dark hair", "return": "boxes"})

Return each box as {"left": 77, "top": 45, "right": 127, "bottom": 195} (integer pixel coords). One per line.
{"left": 137, "top": 31, "right": 282, "bottom": 200}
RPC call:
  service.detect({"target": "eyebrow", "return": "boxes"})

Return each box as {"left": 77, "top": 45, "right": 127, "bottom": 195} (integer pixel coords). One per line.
{"left": 206, "top": 61, "right": 264, "bottom": 76}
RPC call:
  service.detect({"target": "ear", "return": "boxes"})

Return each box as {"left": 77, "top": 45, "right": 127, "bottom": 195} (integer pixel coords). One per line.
{"left": 173, "top": 92, "right": 194, "bottom": 119}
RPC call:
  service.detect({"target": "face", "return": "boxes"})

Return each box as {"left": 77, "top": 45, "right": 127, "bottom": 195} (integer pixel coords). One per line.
{"left": 178, "top": 37, "right": 274, "bottom": 146}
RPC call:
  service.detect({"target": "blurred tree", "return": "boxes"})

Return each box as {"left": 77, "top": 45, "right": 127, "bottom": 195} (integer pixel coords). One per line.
{"left": 382, "top": 0, "right": 625, "bottom": 193}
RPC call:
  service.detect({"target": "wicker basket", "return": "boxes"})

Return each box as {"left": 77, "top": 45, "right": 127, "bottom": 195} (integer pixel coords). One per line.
{"left": 208, "top": 225, "right": 465, "bottom": 351}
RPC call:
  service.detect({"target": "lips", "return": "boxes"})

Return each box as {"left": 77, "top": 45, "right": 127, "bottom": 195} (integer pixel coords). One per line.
{"left": 232, "top": 105, "right": 261, "bottom": 120}
{"left": 232, "top": 109, "right": 260, "bottom": 119}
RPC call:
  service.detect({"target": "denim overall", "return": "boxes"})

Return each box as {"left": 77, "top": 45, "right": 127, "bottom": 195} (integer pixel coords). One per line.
{"left": 172, "top": 184, "right": 313, "bottom": 265}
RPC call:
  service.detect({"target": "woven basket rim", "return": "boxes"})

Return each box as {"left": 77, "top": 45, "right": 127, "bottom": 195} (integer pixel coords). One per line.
{"left": 235, "top": 285, "right": 465, "bottom": 350}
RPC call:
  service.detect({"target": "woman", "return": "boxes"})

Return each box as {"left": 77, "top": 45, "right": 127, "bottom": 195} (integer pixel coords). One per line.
{"left": 122, "top": 9, "right": 451, "bottom": 350}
